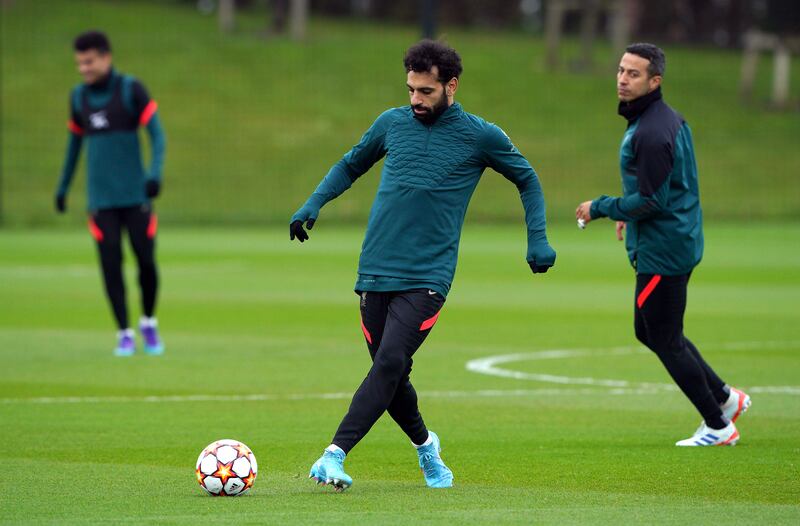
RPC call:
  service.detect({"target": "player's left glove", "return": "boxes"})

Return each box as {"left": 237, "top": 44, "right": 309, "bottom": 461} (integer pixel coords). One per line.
{"left": 527, "top": 243, "right": 556, "bottom": 274}
{"left": 145, "top": 179, "right": 161, "bottom": 198}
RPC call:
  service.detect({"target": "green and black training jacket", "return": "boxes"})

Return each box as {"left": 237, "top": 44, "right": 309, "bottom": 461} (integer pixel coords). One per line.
{"left": 591, "top": 87, "right": 703, "bottom": 276}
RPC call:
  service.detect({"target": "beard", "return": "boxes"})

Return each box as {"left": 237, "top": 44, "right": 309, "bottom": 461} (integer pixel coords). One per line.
{"left": 411, "top": 91, "right": 449, "bottom": 124}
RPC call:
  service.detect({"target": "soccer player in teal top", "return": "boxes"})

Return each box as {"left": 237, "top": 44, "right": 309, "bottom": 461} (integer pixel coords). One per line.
{"left": 55, "top": 31, "right": 166, "bottom": 357}
{"left": 576, "top": 43, "right": 750, "bottom": 447}
{"left": 291, "top": 40, "right": 556, "bottom": 491}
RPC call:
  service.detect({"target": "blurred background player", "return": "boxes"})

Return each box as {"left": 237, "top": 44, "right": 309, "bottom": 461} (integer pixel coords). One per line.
{"left": 291, "top": 40, "right": 556, "bottom": 490}
{"left": 576, "top": 43, "right": 750, "bottom": 447}
{"left": 55, "top": 31, "right": 166, "bottom": 357}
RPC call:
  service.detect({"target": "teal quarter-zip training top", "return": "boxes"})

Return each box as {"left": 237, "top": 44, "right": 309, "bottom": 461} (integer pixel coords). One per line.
{"left": 590, "top": 88, "right": 703, "bottom": 276}
{"left": 291, "top": 103, "right": 554, "bottom": 297}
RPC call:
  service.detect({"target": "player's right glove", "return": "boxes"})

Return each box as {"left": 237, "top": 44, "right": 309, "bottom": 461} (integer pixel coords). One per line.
{"left": 145, "top": 179, "right": 161, "bottom": 199}
{"left": 289, "top": 204, "right": 320, "bottom": 243}
{"left": 290, "top": 218, "right": 315, "bottom": 242}
{"left": 527, "top": 243, "right": 556, "bottom": 274}
{"left": 55, "top": 194, "right": 66, "bottom": 214}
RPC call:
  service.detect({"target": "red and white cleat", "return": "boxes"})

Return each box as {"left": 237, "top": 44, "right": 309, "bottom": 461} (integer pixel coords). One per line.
{"left": 722, "top": 387, "right": 751, "bottom": 423}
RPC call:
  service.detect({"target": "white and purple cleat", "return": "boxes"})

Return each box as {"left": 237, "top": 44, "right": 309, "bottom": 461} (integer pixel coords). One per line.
{"left": 114, "top": 329, "right": 136, "bottom": 357}
{"left": 139, "top": 317, "right": 164, "bottom": 356}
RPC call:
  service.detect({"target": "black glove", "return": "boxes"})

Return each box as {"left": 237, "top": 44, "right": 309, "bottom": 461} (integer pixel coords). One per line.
{"left": 528, "top": 260, "right": 552, "bottom": 273}
{"left": 55, "top": 195, "right": 66, "bottom": 213}
{"left": 527, "top": 243, "right": 556, "bottom": 274}
{"left": 145, "top": 179, "right": 161, "bottom": 198}
{"left": 289, "top": 218, "right": 315, "bottom": 242}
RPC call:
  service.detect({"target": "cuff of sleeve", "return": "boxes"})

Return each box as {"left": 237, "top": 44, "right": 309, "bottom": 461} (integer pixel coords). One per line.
{"left": 291, "top": 201, "right": 322, "bottom": 223}
{"left": 526, "top": 234, "right": 550, "bottom": 260}
{"left": 590, "top": 197, "right": 609, "bottom": 219}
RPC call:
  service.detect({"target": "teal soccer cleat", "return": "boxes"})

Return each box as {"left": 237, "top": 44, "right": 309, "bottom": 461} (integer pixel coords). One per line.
{"left": 417, "top": 431, "right": 453, "bottom": 488}
{"left": 309, "top": 449, "right": 352, "bottom": 492}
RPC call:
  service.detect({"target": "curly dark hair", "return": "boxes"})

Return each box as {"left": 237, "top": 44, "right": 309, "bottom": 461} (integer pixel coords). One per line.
{"left": 403, "top": 40, "right": 463, "bottom": 84}
{"left": 74, "top": 31, "right": 111, "bottom": 53}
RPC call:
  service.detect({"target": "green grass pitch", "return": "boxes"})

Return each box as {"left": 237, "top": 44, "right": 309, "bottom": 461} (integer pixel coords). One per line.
{"left": 1, "top": 223, "right": 798, "bottom": 524}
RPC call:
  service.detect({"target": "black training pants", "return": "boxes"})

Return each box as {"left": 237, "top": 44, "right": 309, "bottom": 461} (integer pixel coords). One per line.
{"left": 89, "top": 204, "right": 159, "bottom": 330}
{"left": 634, "top": 273, "right": 728, "bottom": 428}
{"left": 332, "top": 289, "right": 445, "bottom": 454}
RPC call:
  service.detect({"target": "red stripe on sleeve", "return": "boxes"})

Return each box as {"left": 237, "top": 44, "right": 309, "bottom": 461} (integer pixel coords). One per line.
{"left": 636, "top": 275, "right": 662, "bottom": 308}
{"left": 139, "top": 100, "right": 158, "bottom": 126}
{"left": 68, "top": 120, "right": 84, "bottom": 135}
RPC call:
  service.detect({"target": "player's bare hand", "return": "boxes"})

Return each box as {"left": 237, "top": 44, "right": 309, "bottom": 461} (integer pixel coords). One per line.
{"left": 615, "top": 221, "right": 625, "bottom": 241}
{"left": 576, "top": 201, "right": 592, "bottom": 223}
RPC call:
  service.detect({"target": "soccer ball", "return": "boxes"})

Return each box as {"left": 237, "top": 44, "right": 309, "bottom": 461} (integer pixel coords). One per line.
{"left": 195, "top": 439, "right": 258, "bottom": 496}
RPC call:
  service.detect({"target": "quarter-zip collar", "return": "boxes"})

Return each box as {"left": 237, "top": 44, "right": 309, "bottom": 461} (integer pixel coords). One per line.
{"left": 618, "top": 87, "right": 662, "bottom": 123}
{"left": 436, "top": 102, "right": 462, "bottom": 125}
{"left": 415, "top": 101, "right": 463, "bottom": 128}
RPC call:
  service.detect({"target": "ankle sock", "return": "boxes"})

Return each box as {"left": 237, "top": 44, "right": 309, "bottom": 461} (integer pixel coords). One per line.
{"left": 413, "top": 433, "right": 433, "bottom": 449}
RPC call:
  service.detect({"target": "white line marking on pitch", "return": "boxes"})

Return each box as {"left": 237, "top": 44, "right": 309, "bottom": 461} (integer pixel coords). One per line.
{"left": 1, "top": 341, "right": 797, "bottom": 405}
{"left": 0, "top": 388, "right": 665, "bottom": 405}
{"left": 465, "top": 340, "right": 800, "bottom": 395}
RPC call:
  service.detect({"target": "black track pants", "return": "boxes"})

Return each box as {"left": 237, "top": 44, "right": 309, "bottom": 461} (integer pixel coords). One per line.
{"left": 634, "top": 273, "right": 728, "bottom": 428}
{"left": 89, "top": 204, "right": 159, "bottom": 330}
{"left": 332, "top": 289, "right": 445, "bottom": 454}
